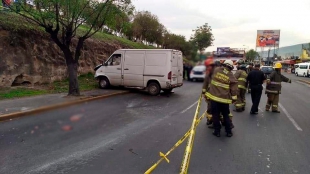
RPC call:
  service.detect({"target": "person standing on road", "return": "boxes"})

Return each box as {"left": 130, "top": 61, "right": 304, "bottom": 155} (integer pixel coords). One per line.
{"left": 202, "top": 59, "right": 221, "bottom": 127}
{"left": 265, "top": 63, "right": 291, "bottom": 113}
{"left": 234, "top": 61, "right": 248, "bottom": 112}
{"left": 183, "top": 63, "right": 187, "bottom": 80}
{"left": 206, "top": 60, "right": 238, "bottom": 137}
{"left": 247, "top": 64, "right": 266, "bottom": 114}
{"left": 246, "top": 63, "right": 254, "bottom": 93}
{"left": 187, "top": 63, "right": 193, "bottom": 81}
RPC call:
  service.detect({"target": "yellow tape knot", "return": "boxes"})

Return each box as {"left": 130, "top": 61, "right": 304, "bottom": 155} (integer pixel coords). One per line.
{"left": 160, "top": 152, "right": 170, "bottom": 163}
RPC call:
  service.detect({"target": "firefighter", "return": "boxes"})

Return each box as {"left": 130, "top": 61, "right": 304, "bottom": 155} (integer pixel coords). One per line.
{"left": 246, "top": 63, "right": 254, "bottom": 93}
{"left": 265, "top": 62, "right": 291, "bottom": 113}
{"left": 234, "top": 60, "right": 248, "bottom": 112}
{"left": 202, "top": 59, "right": 220, "bottom": 127}
{"left": 206, "top": 60, "right": 238, "bottom": 137}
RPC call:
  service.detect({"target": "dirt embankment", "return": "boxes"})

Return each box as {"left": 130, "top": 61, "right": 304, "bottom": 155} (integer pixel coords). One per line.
{"left": 0, "top": 27, "right": 131, "bottom": 88}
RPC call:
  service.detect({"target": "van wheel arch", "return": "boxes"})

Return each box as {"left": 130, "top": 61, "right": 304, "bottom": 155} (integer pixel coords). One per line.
{"left": 147, "top": 80, "right": 161, "bottom": 96}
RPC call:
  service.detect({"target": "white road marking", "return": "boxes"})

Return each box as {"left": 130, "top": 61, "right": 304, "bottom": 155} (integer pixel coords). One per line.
{"left": 181, "top": 101, "right": 198, "bottom": 113}
{"left": 279, "top": 103, "right": 302, "bottom": 131}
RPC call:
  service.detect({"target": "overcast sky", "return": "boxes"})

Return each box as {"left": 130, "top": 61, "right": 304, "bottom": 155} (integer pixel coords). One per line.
{"left": 132, "top": 0, "right": 310, "bottom": 52}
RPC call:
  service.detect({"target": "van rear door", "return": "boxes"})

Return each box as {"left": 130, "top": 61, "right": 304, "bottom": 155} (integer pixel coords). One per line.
{"left": 176, "top": 51, "right": 183, "bottom": 85}
{"left": 171, "top": 51, "right": 178, "bottom": 86}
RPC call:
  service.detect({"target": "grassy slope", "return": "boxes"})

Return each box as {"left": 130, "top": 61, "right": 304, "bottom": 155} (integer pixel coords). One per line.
{"left": 0, "top": 12, "right": 152, "bottom": 99}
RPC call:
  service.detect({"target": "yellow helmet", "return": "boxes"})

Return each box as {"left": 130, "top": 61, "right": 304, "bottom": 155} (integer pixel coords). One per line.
{"left": 273, "top": 62, "right": 282, "bottom": 69}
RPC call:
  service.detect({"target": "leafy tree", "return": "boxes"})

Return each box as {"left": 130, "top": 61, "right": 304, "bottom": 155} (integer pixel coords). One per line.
{"left": 246, "top": 49, "right": 259, "bottom": 62}
{"left": 11, "top": 0, "right": 131, "bottom": 96}
{"left": 191, "top": 23, "right": 214, "bottom": 60}
{"left": 132, "top": 11, "right": 160, "bottom": 44}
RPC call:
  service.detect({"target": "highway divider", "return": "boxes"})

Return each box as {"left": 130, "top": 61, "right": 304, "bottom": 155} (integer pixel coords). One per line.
{"left": 144, "top": 95, "right": 203, "bottom": 174}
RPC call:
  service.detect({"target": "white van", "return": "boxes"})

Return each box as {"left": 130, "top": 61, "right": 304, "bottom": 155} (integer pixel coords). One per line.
{"left": 94, "top": 49, "right": 183, "bottom": 95}
{"left": 295, "top": 63, "right": 310, "bottom": 77}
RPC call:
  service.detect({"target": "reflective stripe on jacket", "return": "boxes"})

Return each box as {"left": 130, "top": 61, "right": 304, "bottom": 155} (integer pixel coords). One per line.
{"left": 266, "top": 71, "right": 291, "bottom": 94}
{"left": 206, "top": 67, "right": 238, "bottom": 104}
{"left": 234, "top": 70, "right": 248, "bottom": 90}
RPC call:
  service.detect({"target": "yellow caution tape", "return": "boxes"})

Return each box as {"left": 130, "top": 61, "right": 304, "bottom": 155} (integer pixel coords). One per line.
{"left": 144, "top": 101, "right": 205, "bottom": 174}
{"left": 180, "top": 95, "right": 203, "bottom": 174}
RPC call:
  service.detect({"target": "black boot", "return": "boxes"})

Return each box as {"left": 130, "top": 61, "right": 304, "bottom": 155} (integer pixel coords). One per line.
{"left": 213, "top": 130, "right": 220, "bottom": 137}
{"left": 233, "top": 108, "right": 242, "bottom": 112}
{"left": 226, "top": 131, "right": 233, "bottom": 137}
{"left": 242, "top": 107, "right": 245, "bottom": 111}
{"left": 272, "top": 110, "right": 280, "bottom": 113}
{"left": 206, "top": 119, "right": 213, "bottom": 125}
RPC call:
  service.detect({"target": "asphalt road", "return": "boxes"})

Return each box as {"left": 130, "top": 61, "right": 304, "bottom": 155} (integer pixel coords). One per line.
{"left": 1, "top": 78, "right": 310, "bottom": 174}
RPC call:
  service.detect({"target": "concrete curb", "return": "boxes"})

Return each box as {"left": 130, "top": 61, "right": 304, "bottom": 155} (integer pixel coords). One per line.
{"left": 0, "top": 91, "right": 130, "bottom": 122}
{"left": 298, "top": 79, "right": 310, "bottom": 85}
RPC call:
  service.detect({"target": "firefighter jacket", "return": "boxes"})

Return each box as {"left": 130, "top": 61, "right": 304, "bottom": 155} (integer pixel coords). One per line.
{"left": 202, "top": 71, "right": 213, "bottom": 94}
{"left": 206, "top": 67, "right": 238, "bottom": 104}
{"left": 234, "top": 69, "right": 248, "bottom": 90}
{"left": 266, "top": 71, "right": 291, "bottom": 94}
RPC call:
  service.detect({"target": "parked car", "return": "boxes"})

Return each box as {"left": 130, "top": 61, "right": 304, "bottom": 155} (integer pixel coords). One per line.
{"left": 94, "top": 49, "right": 183, "bottom": 95}
{"left": 295, "top": 63, "right": 310, "bottom": 77}
{"left": 189, "top": 65, "right": 206, "bottom": 81}
{"left": 260, "top": 66, "right": 274, "bottom": 77}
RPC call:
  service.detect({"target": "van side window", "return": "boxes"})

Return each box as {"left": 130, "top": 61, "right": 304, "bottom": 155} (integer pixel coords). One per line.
{"left": 107, "top": 54, "right": 121, "bottom": 66}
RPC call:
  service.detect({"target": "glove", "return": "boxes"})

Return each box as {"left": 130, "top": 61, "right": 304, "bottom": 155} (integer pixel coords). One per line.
{"left": 202, "top": 89, "right": 206, "bottom": 94}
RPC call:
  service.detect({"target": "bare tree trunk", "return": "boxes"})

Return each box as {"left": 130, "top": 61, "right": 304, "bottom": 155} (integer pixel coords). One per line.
{"left": 64, "top": 52, "right": 80, "bottom": 96}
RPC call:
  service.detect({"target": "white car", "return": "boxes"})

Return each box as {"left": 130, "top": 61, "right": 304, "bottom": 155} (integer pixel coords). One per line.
{"left": 295, "top": 63, "right": 310, "bottom": 77}
{"left": 189, "top": 65, "right": 206, "bottom": 81}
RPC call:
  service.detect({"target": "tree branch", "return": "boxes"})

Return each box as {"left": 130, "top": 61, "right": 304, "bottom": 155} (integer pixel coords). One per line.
{"left": 82, "top": 0, "right": 111, "bottom": 39}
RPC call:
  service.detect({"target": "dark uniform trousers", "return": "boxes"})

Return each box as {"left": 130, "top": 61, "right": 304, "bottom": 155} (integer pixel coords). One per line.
{"left": 211, "top": 100, "right": 231, "bottom": 132}
{"left": 266, "top": 94, "right": 279, "bottom": 111}
{"left": 250, "top": 85, "right": 263, "bottom": 113}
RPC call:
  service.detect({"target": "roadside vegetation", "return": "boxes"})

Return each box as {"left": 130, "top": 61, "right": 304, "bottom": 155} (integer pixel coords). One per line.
{"left": 0, "top": 73, "right": 97, "bottom": 100}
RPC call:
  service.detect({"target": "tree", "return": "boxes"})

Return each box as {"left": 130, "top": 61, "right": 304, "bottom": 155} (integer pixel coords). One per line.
{"left": 190, "top": 23, "right": 214, "bottom": 60}
{"left": 11, "top": 0, "right": 131, "bottom": 96}
{"left": 246, "top": 49, "right": 259, "bottom": 62}
{"left": 132, "top": 11, "right": 161, "bottom": 44}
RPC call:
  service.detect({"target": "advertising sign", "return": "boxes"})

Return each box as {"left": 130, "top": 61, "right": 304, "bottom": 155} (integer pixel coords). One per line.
{"left": 217, "top": 47, "right": 230, "bottom": 55}
{"left": 256, "top": 30, "right": 280, "bottom": 47}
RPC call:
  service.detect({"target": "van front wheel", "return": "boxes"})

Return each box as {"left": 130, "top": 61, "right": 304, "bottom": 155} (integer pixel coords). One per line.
{"left": 148, "top": 82, "right": 161, "bottom": 96}
{"left": 99, "top": 77, "right": 110, "bottom": 89}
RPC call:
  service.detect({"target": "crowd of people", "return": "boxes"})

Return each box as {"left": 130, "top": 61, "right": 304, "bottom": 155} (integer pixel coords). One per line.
{"left": 201, "top": 59, "right": 291, "bottom": 137}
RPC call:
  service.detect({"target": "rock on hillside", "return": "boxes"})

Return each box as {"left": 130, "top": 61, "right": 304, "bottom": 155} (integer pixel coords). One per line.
{"left": 0, "top": 27, "right": 133, "bottom": 88}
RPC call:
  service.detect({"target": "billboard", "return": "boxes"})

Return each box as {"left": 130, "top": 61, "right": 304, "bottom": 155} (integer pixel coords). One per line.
{"left": 256, "top": 30, "right": 280, "bottom": 47}
{"left": 217, "top": 47, "right": 230, "bottom": 55}
{"left": 214, "top": 47, "right": 245, "bottom": 58}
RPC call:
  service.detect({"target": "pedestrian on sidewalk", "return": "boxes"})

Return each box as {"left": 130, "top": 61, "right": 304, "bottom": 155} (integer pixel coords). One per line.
{"left": 206, "top": 60, "right": 238, "bottom": 137}
{"left": 265, "top": 63, "right": 291, "bottom": 113}
{"left": 247, "top": 64, "right": 266, "bottom": 115}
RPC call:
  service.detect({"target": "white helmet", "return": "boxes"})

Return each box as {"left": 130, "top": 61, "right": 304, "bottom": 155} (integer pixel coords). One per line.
{"left": 223, "top": 60, "right": 234, "bottom": 69}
